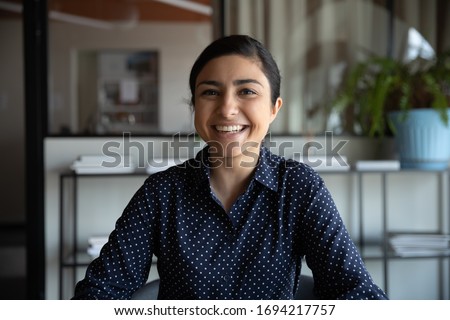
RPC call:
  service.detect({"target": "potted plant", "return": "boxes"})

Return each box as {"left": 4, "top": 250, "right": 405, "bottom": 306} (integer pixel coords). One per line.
{"left": 330, "top": 51, "right": 450, "bottom": 170}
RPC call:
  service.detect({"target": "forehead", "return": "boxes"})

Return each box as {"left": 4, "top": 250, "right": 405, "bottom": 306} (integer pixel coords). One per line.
{"left": 196, "top": 54, "right": 265, "bottom": 82}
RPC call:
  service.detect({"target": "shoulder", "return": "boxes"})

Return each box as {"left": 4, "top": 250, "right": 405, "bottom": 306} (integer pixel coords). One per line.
{"left": 263, "top": 148, "right": 323, "bottom": 186}
{"left": 283, "top": 159, "right": 326, "bottom": 196}
{"left": 143, "top": 159, "right": 191, "bottom": 183}
{"left": 256, "top": 147, "right": 326, "bottom": 196}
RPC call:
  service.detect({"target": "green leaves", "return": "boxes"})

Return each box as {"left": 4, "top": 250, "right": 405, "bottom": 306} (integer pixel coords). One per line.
{"left": 330, "top": 52, "right": 450, "bottom": 137}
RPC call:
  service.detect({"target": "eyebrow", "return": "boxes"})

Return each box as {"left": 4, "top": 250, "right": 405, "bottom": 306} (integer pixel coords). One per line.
{"left": 196, "top": 79, "right": 263, "bottom": 88}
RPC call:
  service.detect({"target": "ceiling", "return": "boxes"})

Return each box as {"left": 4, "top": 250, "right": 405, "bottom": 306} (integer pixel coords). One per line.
{"left": 0, "top": 0, "right": 212, "bottom": 22}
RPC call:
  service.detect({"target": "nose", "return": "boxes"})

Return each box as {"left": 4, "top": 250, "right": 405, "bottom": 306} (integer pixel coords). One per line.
{"left": 217, "top": 91, "right": 238, "bottom": 118}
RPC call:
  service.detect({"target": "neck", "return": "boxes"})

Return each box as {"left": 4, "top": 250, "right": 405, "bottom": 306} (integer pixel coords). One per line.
{"left": 208, "top": 147, "right": 260, "bottom": 212}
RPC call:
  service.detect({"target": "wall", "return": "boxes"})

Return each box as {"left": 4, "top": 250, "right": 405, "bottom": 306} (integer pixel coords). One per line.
{"left": 45, "top": 136, "right": 449, "bottom": 299}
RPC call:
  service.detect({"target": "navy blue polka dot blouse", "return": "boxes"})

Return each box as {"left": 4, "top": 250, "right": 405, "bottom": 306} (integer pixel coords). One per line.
{"left": 73, "top": 146, "right": 388, "bottom": 300}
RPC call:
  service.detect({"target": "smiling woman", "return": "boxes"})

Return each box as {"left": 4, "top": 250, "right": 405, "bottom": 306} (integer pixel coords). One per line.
{"left": 189, "top": 34, "right": 282, "bottom": 162}
{"left": 72, "top": 35, "right": 388, "bottom": 300}
{"left": 193, "top": 55, "right": 281, "bottom": 159}
{"left": 195, "top": 56, "right": 279, "bottom": 210}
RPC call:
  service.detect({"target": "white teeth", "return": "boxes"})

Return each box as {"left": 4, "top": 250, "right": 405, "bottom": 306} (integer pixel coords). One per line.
{"left": 215, "top": 125, "right": 244, "bottom": 133}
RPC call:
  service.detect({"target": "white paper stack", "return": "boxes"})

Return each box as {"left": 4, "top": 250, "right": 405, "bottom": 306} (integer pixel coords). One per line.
{"left": 71, "top": 155, "right": 137, "bottom": 174}
{"left": 355, "top": 160, "right": 400, "bottom": 171}
{"left": 389, "top": 233, "right": 450, "bottom": 257}
{"left": 294, "top": 155, "right": 350, "bottom": 172}
{"left": 87, "top": 235, "right": 109, "bottom": 258}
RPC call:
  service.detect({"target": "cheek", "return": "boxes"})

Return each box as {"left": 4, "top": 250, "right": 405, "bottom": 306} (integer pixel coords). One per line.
{"left": 247, "top": 104, "right": 273, "bottom": 125}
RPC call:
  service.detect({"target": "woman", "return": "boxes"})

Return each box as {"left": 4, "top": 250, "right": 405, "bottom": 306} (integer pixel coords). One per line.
{"left": 73, "top": 35, "right": 388, "bottom": 300}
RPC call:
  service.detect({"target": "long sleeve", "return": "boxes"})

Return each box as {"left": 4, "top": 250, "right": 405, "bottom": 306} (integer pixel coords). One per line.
{"left": 298, "top": 172, "right": 387, "bottom": 299}
{"left": 72, "top": 180, "right": 157, "bottom": 299}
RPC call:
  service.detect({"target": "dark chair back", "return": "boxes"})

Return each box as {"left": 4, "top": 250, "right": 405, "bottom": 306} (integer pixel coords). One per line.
{"left": 131, "top": 275, "right": 317, "bottom": 300}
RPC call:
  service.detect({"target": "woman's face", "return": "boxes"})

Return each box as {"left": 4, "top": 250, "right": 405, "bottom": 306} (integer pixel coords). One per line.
{"left": 194, "top": 54, "right": 282, "bottom": 161}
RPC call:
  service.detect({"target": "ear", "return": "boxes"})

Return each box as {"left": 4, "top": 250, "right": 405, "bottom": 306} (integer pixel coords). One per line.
{"left": 269, "top": 97, "right": 283, "bottom": 123}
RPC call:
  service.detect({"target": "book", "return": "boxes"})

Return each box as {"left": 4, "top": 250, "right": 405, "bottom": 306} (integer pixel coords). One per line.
{"left": 71, "top": 154, "right": 137, "bottom": 174}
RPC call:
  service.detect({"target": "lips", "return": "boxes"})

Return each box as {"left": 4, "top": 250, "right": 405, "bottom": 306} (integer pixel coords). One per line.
{"left": 214, "top": 125, "right": 246, "bottom": 133}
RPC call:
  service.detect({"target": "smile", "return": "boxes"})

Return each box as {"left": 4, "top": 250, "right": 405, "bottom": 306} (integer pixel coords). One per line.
{"left": 214, "top": 125, "right": 246, "bottom": 133}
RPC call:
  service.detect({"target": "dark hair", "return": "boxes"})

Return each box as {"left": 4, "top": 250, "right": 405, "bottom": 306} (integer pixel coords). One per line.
{"left": 189, "top": 35, "right": 281, "bottom": 107}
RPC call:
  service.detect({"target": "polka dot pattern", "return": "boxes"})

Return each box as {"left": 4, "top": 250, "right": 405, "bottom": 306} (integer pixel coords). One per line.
{"left": 73, "top": 146, "right": 387, "bottom": 300}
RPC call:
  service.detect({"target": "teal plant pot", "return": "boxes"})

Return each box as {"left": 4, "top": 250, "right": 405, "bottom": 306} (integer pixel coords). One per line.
{"left": 388, "top": 109, "right": 450, "bottom": 170}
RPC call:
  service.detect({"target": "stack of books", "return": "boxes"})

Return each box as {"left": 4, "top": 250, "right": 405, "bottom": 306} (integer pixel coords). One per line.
{"left": 389, "top": 233, "right": 450, "bottom": 257}
{"left": 71, "top": 155, "right": 137, "bottom": 174}
{"left": 86, "top": 235, "right": 109, "bottom": 258}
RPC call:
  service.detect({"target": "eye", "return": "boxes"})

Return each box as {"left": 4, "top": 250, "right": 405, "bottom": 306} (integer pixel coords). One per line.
{"left": 200, "top": 89, "right": 219, "bottom": 96}
{"left": 239, "top": 88, "right": 257, "bottom": 95}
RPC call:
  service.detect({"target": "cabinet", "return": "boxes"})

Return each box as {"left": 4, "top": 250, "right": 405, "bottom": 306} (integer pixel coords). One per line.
{"left": 351, "top": 170, "right": 450, "bottom": 298}
{"left": 59, "top": 169, "right": 450, "bottom": 299}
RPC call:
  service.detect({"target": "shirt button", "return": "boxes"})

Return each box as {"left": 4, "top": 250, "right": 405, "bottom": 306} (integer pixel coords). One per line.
{"left": 223, "top": 274, "right": 230, "bottom": 282}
